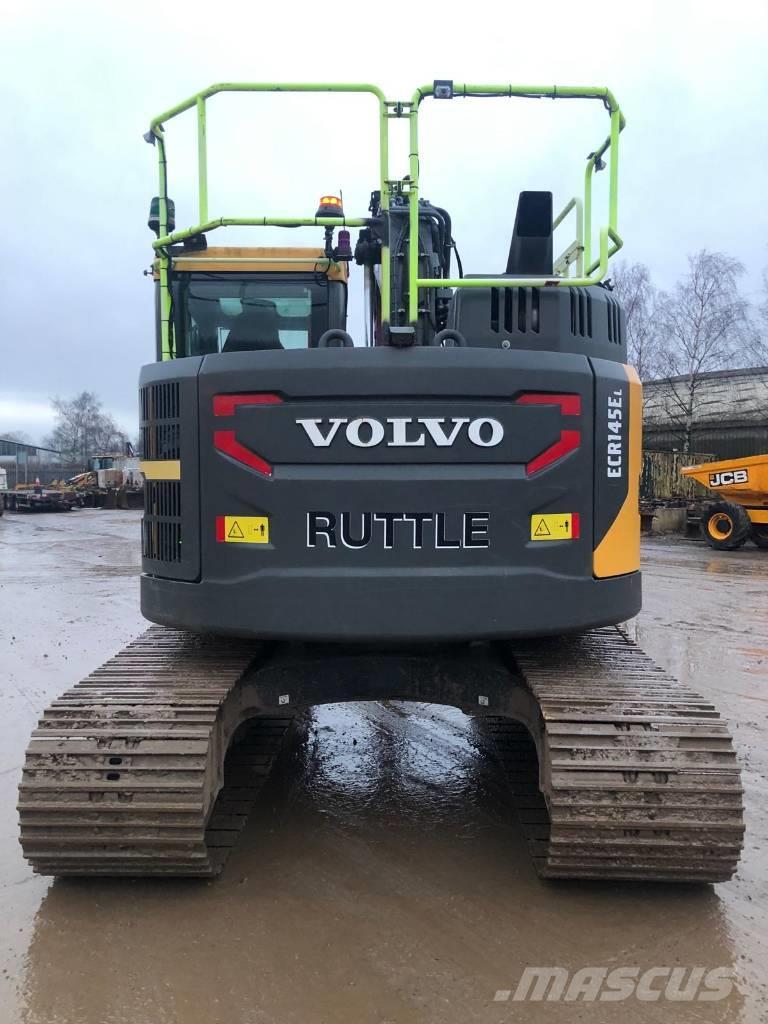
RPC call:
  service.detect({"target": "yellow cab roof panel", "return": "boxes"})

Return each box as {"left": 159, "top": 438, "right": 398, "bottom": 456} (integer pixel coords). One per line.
{"left": 160, "top": 246, "right": 348, "bottom": 281}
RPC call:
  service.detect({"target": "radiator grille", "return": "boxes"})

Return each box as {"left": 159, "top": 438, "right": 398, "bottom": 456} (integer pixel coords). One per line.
{"left": 140, "top": 382, "right": 181, "bottom": 460}
{"left": 142, "top": 481, "right": 182, "bottom": 563}
{"left": 140, "top": 380, "right": 183, "bottom": 567}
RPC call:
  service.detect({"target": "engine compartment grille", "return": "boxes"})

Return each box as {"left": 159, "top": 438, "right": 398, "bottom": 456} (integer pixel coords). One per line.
{"left": 140, "top": 382, "right": 181, "bottom": 460}
{"left": 142, "top": 481, "right": 182, "bottom": 563}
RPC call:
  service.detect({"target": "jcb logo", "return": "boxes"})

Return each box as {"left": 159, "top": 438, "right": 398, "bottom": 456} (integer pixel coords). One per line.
{"left": 709, "top": 469, "right": 749, "bottom": 487}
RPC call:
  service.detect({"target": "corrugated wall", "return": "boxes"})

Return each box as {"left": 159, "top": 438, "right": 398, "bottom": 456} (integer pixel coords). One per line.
{"left": 644, "top": 427, "right": 768, "bottom": 462}
{"left": 640, "top": 451, "right": 716, "bottom": 501}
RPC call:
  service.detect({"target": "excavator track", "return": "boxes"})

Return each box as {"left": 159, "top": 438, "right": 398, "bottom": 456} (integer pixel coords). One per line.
{"left": 18, "top": 628, "right": 291, "bottom": 877}
{"left": 488, "top": 627, "right": 744, "bottom": 882}
{"left": 19, "top": 625, "right": 743, "bottom": 882}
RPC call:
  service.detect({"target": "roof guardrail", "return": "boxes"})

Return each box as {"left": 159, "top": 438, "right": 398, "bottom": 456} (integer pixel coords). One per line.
{"left": 146, "top": 81, "right": 625, "bottom": 348}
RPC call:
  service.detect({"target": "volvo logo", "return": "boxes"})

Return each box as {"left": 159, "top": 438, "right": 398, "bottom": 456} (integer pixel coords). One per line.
{"left": 296, "top": 417, "right": 504, "bottom": 448}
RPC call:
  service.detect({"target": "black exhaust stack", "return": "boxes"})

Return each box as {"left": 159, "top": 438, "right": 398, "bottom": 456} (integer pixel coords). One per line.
{"left": 506, "top": 191, "right": 553, "bottom": 276}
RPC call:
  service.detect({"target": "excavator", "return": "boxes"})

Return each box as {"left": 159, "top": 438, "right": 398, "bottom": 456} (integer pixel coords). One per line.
{"left": 19, "top": 82, "right": 744, "bottom": 881}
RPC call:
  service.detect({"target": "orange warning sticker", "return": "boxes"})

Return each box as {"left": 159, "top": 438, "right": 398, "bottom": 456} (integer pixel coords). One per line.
{"left": 530, "top": 513, "right": 579, "bottom": 541}
{"left": 216, "top": 516, "right": 269, "bottom": 544}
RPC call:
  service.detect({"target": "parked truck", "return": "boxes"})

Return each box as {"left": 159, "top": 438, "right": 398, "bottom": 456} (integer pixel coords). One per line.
{"left": 682, "top": 453, "right": 768, "bottom": 549}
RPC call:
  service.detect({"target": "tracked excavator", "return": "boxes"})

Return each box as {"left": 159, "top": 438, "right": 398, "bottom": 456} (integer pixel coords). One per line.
{"left": 19, "top": 82, "right": 744, "bottom": 880}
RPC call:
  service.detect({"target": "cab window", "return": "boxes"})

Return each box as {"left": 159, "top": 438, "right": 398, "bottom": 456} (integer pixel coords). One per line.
{"left": 171, "top": 274, "right": 344, "bottom": 356}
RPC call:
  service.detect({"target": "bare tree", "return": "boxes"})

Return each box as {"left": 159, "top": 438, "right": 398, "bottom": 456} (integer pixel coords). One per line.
{"left": 748, "top": 264, "right": 768, "bottom": 365}
{"left": 653, "top": 251, "right": 751, "bottom": 452}
{"left": 611, "top": 261, "right": 661, "bottom": 380}
{"left": 45, "top": 392, "right": 127, "bottom": 470}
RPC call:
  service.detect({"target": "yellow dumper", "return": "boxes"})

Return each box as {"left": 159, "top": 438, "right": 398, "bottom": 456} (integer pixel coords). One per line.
{"left": 682, "top": 453, "right": 768, "bottom": 550}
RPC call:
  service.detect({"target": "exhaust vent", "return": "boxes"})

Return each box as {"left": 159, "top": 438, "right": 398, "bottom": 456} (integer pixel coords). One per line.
{"left": 489, "top": 288, "right": 540, "bottom": 335}
{"left": 569, "top": 288, "right": 593, "bottom": 338}
{"left": 606, "top": 295, "right": 623, "bottom": 344}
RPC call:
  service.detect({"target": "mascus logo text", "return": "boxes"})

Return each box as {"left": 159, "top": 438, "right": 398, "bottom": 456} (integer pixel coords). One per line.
{"left": 297, "top": 417, "right": 504, "bottom": 448}
{"left": 709, "top": 469, "right": 749, "bottom": 487}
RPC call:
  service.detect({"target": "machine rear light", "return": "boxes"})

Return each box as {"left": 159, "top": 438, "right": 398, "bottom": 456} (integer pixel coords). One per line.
{"left": 526, "top": 430, "right": 581, "bottom": 476}
{"left": 515, "top": 392, "right": 581, "bottom": 476}
{"left": 515, "top": 393, "right": 581, "bottom": 416}
{"left": 212, "top": 393, "right": 281, "bottom": 477}
{"left": 213, "top": 393, "right": 283, "bottom": 417}
{"left": 213, "top": 431, "right": 273, "bottom": 477}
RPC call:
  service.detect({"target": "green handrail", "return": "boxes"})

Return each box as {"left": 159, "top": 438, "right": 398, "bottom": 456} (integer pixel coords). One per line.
{"left": 147, "top": 81, "right": 625, "bottom": 353}
{"left": 147, "top": 83, "right": 389, "bottom": 358}
{"left": 552, "top": 197, "right": 583, "bottom": 277}
{"left": 407, "top": 83, "right": 625, "bottom": 322}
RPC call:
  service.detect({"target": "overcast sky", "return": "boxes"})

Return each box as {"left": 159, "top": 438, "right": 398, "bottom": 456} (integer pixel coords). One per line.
{"left": 1, "top": 0, "right": 766, "bottom": 443}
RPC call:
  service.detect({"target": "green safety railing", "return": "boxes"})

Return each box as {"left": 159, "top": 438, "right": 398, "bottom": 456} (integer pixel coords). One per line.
{"left": 406, "top": 83, "right": 625, "bottom": 322}
{"left": 147, "top": 81, "right": 624, "bottom": 352}
{"left": 146, "top": 83, "right": 390, "bottom": 358}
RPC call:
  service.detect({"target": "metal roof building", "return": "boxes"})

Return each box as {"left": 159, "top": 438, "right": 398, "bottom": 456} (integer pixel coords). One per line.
{"left": 0, "top": 438, "right": 62, "bottom": 488}
{"left": 643, "top": 366, "right": 768, "bottom": 460}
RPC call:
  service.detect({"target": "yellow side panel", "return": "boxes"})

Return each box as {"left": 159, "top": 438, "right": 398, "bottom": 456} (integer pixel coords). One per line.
{"left": 139, "top": 460, "right": 181, "bottom": 481}
{"left": 594, "top": 366, "right": 641, "bottom": 578}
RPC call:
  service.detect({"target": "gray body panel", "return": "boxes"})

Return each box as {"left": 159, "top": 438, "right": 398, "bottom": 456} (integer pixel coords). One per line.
{"left": 142, "top": 566, "right": 640, "bottom": 641}
{"left": 140, "top": 309, "right": 641, "bottom": 641}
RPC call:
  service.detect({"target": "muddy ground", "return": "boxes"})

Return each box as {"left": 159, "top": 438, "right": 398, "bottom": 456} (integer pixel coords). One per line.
{"left": 0, "top": 509, "right": 766, "bottom": 1024}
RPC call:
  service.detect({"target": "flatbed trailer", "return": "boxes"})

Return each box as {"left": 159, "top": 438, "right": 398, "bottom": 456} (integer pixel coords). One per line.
{"left": 3, "top": 489, "right": 76, "bottom": 513}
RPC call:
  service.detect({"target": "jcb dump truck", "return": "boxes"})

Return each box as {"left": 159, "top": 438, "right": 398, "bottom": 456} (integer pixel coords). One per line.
{"left": 18, "top": 82, "right": 744, "bottom": 882}
{"left": 683, "top": 453, "right": 768, "bottom": 549}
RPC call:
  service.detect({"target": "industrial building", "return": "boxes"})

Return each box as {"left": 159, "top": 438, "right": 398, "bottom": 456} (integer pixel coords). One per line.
{"left": 643, "top": 366, "right": 768, "bottom": 460}
{"left": 0, "top": 438, "right": 62, "bottom": 489}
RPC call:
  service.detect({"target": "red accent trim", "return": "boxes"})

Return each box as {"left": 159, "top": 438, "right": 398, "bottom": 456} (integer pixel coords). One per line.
{"left": 516, "top": 393, "right": 581, "bottom": 416}
{"left": 526, "top": 429, "right": 581, "bottom": 476}
{"left": 215, "top": 516, "right": 226, "bottom": 542}
{"left": 213, "top": 430, "right": 273, "bottom": 476}
{"left": 213, "top": 393, "right": 283, "bottom": 417}
{"left": 571, "top": 512, "right": 580, "bottom": 539}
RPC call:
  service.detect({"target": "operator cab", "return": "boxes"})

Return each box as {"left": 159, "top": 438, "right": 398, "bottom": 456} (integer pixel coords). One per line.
{"left": 154, "top": 246, "right": 348, "bottom": 360}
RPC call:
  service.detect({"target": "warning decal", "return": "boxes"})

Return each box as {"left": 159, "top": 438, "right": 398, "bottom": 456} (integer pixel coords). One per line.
{"left": 216, "top": 516, "right": 270, "bottom": 544}
{"left": 530, "top": 512, "right": 579, "bottom": 541}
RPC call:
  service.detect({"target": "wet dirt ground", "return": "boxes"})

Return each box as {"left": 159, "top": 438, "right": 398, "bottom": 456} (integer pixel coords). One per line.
{"left": 0, "top": 509, "right": 766, "bottom": 1024}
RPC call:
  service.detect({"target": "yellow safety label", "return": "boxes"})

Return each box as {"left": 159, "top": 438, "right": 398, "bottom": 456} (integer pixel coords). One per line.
{"left": 221, "top": 516, "right": 269, "bottom": 544}
{"left": 531, "top": 513, "right": 576, "bottom": 541}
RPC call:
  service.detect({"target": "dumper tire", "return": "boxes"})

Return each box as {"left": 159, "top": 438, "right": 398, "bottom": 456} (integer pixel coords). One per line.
{"left": 701, "top": 502, "right": 751, "bottom": 550}
{"left": 750, "top": 524, "right": 768, "bottom": 550}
